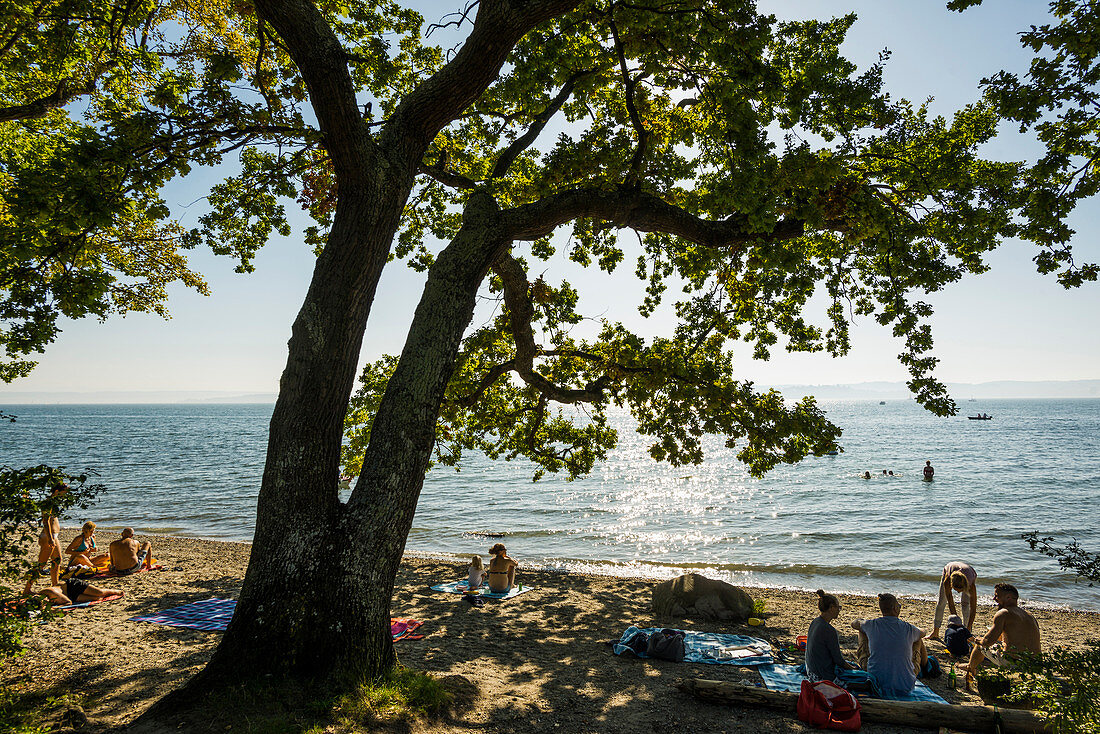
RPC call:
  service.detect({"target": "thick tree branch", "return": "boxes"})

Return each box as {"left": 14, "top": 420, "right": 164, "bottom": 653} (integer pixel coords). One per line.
{"left": 490, "top": 68, "right": 595, "bottom": 179}
{"left": 491, "top": 253, "right": 609, "bottom": 404}
{"left": 381, "top": 0, "right": 582, "bottom": 168}
{"left": 253, "top": 0, "right": 374, "bottom": 178}
{"left": 501, "top": 187, "right": 807, "bottom": 249}
{"left": 0, "top": 77, "right": 96, "bottom": 122}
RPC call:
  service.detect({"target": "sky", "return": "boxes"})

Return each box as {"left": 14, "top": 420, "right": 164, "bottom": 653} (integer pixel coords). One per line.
{"left": 2, "top": 0, "right": 1099, "bottom": 397}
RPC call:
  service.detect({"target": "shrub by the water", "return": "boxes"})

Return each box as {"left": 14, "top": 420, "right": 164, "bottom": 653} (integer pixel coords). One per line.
{"left": 1018, "top": 533, "right": 1100, "bottom": 733}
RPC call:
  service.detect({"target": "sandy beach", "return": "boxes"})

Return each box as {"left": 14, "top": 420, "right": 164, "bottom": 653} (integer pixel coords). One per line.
{"left": 6, "top": 530, "right": 1099, "bottom": 733}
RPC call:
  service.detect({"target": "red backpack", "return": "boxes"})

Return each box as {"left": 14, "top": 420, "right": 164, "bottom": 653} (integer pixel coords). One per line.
{"left": 796, "top": 679, "right": 861, "bottom": 731}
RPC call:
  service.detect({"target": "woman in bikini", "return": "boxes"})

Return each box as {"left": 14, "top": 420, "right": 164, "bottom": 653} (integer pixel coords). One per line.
{"left": 25, "top": 484, "right": 67, "bottom": 592}
{"left": 65, "top": 521, "right": 109, "bottom": 571}
{"left": 487, "top": 543, "right": 518, "bottom": 593}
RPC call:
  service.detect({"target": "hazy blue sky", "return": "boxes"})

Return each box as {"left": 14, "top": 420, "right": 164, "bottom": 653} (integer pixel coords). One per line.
{"left": 3, "top": 0, "right": 1098, "bottom": 396}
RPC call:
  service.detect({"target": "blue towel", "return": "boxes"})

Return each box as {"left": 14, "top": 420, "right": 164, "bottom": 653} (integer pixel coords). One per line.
{"left": 129, "top": 597, "right": 237, "bottom": 631}
{"left": 613, "top": 626, "right": 774, "bottom": 665}
{"left": 758, "top": 663, "right": 949, "bottom": 705}
{"left": 430, "top": 580, "right": 534, "bottom": 599}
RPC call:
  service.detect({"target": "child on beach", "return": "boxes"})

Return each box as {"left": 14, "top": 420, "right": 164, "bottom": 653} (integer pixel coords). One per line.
{"left": 943, "top": 614, "right": 973, "bottom": 657}
{"left": 467, "top": 556, "right": 487, "bottom": 590}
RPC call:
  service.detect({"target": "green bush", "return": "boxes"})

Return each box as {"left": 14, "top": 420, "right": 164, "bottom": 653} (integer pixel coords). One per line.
{"left": 1018, "top": 533, "right": 1100, "bottom": 733}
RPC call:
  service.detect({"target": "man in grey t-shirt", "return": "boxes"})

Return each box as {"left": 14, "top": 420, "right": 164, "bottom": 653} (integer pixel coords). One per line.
{"left": 851, "top": 593, "right": 926, "bottom": 696}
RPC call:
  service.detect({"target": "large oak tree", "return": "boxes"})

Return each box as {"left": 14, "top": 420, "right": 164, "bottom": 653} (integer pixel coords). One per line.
{"left": 2, "top": 0, "right": 1097, "bottom": 702}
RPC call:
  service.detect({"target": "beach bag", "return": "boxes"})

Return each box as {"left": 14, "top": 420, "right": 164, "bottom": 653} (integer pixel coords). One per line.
{"left": 622, "top": 630, "right": 650, "bottom": 656}
{"left": 646, "top": 628, "right": 686, "bottom": 662}
{"left": 797, "top": 679, "right": 861, "bottom": 731}
{"left": 920, "top": 654, "right": 942, "bottom": 679}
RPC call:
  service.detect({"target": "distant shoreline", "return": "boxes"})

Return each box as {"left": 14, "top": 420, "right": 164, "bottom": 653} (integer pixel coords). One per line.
{"left": 3, "top": 379, "right": 1100, "bottom": 403}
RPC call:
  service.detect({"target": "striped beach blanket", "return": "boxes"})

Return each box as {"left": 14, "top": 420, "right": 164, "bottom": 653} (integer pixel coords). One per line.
{"left": 130, "top": 598, "right": 425, "bottom": 640}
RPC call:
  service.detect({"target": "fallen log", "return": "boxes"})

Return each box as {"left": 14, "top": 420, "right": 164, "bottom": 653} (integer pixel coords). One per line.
{"left": 676, "top": 678, "right": 1047, "bottom": 733}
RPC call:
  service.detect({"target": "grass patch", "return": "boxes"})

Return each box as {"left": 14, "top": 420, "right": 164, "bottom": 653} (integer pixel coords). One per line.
{"left": 752, "top": 598, "right": 767, "bottom": 615}
{"left": 0, "top": 685, "right": 61, "bottom": 734}
{"left": 336, "top": 667, "right": 452, "bottom": 725}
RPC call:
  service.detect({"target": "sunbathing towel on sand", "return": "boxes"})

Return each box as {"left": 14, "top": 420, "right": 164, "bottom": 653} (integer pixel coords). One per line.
{"left": 131, "top": 599, "right": 425, "bottom": 640}
{"left": 431, "top": 580, "right": 534, "bottom": 599}
{"left": 613, "top": 626, "right": 774, "bottom": 665}
{"left": 757, "top": 663, "right": 948, "bottom": 704}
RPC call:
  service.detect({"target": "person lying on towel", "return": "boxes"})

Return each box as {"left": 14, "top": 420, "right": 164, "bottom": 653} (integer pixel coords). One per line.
{"left": 39, "top": 578, "right": 122, "bottom": 606}
{"left": 108, "top": 528, "right": 153, "bottom": 576}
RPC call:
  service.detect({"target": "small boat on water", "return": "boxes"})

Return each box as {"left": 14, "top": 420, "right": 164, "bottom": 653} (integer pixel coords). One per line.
{"left": 879, "top": 401, "right": 886, "bottom": 405}
{"left": 968, "top": 413, "right": 993, "bottom": 420}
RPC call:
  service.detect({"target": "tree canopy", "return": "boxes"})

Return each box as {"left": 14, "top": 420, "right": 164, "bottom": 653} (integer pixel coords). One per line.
{"left": 4, "top": 0, "right": 1100, "bottom": 697}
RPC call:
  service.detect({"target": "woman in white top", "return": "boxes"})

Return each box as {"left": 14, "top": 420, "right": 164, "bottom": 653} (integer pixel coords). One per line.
{"left": 927, "top": 561, "right": 978, "bottom": 639}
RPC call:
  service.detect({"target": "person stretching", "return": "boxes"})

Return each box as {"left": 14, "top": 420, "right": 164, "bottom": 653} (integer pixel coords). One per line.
{"left": 108, "top": 528, "right": 153, "bottom": 576}
{"left": 487, "top": 543, "right": 518, "bottom": 593}
{"left": 926, "top": 561, "right": 978, "bottom": 639}
{"left": 805, "top": 589, "right": 858, "bottom": 682}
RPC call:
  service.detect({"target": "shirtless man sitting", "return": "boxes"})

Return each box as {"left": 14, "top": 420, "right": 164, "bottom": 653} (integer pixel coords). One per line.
{"left": 962, "top": 582, "right": 1041, "bottom": 676}
{"left": 108, "top": 528, "right": 153, "bottom": 576}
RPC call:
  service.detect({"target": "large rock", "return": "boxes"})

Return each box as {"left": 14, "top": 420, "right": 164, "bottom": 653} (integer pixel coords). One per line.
{"left": 652, "top": 573, "right": 755, "bottom": 621}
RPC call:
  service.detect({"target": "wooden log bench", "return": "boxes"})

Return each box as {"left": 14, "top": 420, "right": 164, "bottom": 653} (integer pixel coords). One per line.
{"left": 676, "top": 678, "right": 1046, "bottom": 733}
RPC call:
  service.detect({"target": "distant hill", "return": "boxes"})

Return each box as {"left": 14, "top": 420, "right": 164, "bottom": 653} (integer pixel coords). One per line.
{"left": 774, "top": 380, "right": 1100, "bottom": 400}
{"left": 1, "top": 380, "right": 1098, "bottom": 404}
{"left": 0, "top": 390, "right": 278, "bottom": 404}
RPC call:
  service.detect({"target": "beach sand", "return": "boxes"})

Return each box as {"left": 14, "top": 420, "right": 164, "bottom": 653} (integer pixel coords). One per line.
{"left": 6, "top": 531, "right": 1098, "bottom": 733}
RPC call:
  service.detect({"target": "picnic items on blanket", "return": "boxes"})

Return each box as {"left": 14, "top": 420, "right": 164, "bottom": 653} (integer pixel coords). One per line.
{"left": 757, "top": 663, "right": 949, "bottom": 705}
{"left": 797, "top": 679, "right": 862, "bottom": 732}
{"left": 613, "top": 626, "right": 774, "bottom": 665}
{"left": 430, "top": 580, "right": 534, "bottom": 600}
{"left": 130, "top": 598, "right": 425, "bottom": 640}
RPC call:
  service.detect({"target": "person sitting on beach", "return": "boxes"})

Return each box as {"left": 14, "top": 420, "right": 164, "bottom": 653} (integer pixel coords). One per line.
{"left": 108, "top": 528, "right": 153, "bottom": 576}
{"left": 65, "top": 521, "right": 109, "bottom": 571}
{"left": 943, "top": 614, "right": 973, "bottom": 658}
{"left": 38, "top": 578, "right": 122, "bottom": 606}
{"left": 961, "top": 583, "right": 1041, "bottom": 676}
{"left": 851, "top": 593, "right": 927, "bottom": 697}
{"left": 926, "top": 561, "right": 977, "bottom": 640}
{"left": 806, "top": 590, "right": 858, "bottom": 681}
{"left": 487, "top": 543, "right": 518, "bottom": 593}
{"left": 467, "top": 555, "right": 487, "bottom": 590}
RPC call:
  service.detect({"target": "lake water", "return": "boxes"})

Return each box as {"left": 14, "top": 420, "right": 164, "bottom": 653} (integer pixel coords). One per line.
{"left": 2, "top": 399, "right": 1098, "bottom": 610}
